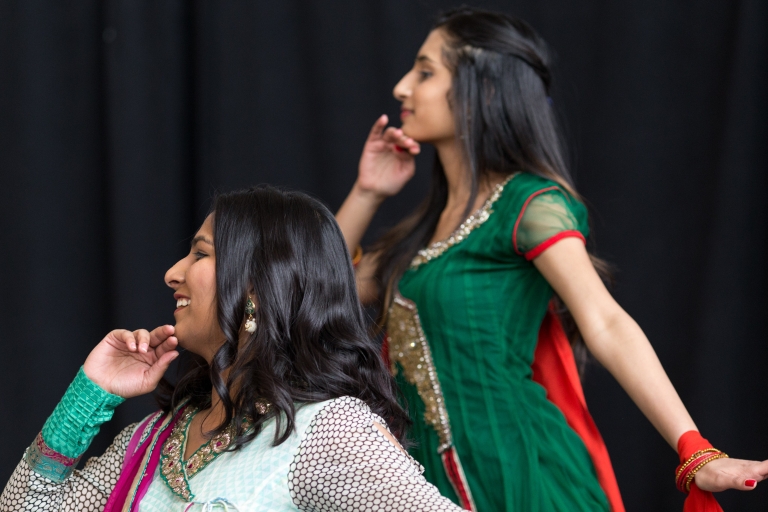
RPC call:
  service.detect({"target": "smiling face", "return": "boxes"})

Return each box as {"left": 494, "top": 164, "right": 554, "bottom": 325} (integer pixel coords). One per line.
{"left": 393, "top": 29, "right": 456, "bottom": 144}
{"left": 164, "top": 214, "right": 225, "bottom": 361}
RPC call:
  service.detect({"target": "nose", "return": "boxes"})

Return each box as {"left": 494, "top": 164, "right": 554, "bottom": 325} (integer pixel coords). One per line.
{"left": 165, "top": 257, "right": 187, "bottom": 290}
{"left": 393, "top": 71, "right": 412, "bottom": 102}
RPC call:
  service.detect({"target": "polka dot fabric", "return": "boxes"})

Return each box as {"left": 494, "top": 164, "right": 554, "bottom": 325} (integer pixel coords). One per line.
{"left": 289, "top": 396, "right": 463, "bottom": 511}
{"left": 0, "top": 423, "right": 136, "bottom": 511}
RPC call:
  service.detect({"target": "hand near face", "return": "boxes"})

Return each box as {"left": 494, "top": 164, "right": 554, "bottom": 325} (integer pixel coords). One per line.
{"left": 83, "top": 325, "right": 179, "bottom": 398}
{"left": 356, "top": 114, "right": 420, "bottom": 200}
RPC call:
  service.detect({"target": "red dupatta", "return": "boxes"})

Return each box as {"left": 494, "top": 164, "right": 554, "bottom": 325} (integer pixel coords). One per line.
{"left": 532, "top": 303, "right": 625, "bottom": 512}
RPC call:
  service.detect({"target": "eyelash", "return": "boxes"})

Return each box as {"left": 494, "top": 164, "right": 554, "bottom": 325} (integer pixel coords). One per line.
{"left": 418, "top": 70, "right": 432, "bottom": 81}
{"left": 193, "top": 251, "right": 207, "bottom": 260}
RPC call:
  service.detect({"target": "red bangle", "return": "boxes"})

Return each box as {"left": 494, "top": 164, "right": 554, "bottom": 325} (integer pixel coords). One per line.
{"left": 675, "top": 449, "right": 728, "bottom": 493}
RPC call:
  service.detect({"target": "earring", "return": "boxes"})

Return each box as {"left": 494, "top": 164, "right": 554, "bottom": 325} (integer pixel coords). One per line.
{"left": 244, "top": 297, "right": 256, "bottom": 333}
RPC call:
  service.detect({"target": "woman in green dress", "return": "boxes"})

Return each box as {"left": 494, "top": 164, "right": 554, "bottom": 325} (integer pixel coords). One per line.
{"left": 336, "top": 7, "right": 768, "bottom": 511}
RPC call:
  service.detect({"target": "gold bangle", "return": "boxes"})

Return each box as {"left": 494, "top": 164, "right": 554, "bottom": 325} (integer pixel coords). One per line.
{"left": 675, "top": 448, "right": 721, "bottom": 480}
{"left": 684, "top": 452, "right": 729, "bottom": 492}
{"left": 351, "top": 245, "right": 363, "bottom": 266}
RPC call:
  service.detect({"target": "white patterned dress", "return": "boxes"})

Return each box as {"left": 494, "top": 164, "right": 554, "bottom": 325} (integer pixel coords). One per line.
{"left": 1, "top": 370, "right": 462, "bottom": 512}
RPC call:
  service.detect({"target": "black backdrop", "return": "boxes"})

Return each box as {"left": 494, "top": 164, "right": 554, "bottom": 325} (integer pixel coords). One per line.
{"left": 1, "top": 1, "right": 766, "bottom": 510}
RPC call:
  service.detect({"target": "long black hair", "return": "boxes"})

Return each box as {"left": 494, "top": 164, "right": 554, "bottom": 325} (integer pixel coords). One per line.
{"left": 371, "top": 7, "right": 610, "bottom": 363}
{"left": 157, "top": 185, "right": 410, "bottom": 447}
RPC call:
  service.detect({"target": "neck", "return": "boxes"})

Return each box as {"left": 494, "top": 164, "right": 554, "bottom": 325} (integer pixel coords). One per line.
{"left": 434, "top": 137, "right": 501, "bottom": 211}
{"left": 434, "top": 137, "right": 472, "bottom": 209}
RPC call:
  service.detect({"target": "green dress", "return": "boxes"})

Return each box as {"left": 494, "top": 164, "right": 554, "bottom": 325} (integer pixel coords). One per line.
{"left": 387, "top": 172, "right": 610, "bottom": 511}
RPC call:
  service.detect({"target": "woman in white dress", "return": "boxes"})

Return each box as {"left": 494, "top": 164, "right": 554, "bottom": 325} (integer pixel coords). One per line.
{"left": 1, "top": 185, "right": 464, "bottom": 511}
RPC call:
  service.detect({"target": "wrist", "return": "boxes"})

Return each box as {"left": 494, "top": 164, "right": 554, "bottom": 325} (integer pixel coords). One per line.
{"left": 42, "top": 367, "right": 124, "bottom": 457}
{"left": 351, "top": 181, "right": 388, "bottom": 207}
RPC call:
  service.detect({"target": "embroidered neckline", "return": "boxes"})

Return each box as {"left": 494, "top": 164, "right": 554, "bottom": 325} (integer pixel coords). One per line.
{"left": 160, "top": 407, "right": 248, "bottom": 501}
{"left": 410, "top": 173, "right": 517, "bottom": 269}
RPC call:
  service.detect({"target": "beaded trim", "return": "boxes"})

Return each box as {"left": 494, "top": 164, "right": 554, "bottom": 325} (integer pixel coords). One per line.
{"left": 159, "top": 407, "right": 248, "bottom": 501}
{"left": 410, "top": 173, "right": 517, "bottom": 269}
{"left": 386, "top": 294, "right": 452, "bottom": 453}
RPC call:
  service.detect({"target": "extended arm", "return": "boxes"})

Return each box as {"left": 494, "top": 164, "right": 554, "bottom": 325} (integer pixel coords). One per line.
{"left": 533, "top": 238, "right": 768, "bottom": 491}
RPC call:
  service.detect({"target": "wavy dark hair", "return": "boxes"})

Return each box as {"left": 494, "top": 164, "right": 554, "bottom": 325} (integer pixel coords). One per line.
{"left": 370, "top": 7, "right": 610, "bottom": 366}
{"left": 157, "top": 185, "right": 410, "bottom": 447}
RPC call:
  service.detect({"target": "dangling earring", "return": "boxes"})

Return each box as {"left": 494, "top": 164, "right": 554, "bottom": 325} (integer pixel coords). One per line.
{"left": 244, "top": 297, "right": 256, "bottom": 333}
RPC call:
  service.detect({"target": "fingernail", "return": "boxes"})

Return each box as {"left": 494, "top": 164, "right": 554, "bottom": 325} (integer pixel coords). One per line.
{"left": 746, "top": 479, "right": 757, "bottom": 487}
{"left": 394, "top": 145, "right": 404, "bottom": 153}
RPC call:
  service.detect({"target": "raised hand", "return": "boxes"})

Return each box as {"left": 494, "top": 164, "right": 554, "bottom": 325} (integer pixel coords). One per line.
{"left": 356, "top": 114, "right": 421, "bottom": 200}
{"left": 693, "top": 456, "right": 768, "bottom": 492}
{"left": 82, "top": 325, "right": 179, "bottom": 398}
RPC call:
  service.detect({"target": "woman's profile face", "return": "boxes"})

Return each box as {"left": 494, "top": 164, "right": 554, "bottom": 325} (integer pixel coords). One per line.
{"left": 164, "top": 214, "right": 225, "bottom": 361}
{"left": 393, "top": 29, "right": 455, "bottom": 144}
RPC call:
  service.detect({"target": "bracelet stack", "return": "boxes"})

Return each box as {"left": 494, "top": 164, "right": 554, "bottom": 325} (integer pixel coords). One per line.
{"left": 675, "top": 448, "right": 728, "bottom": 493}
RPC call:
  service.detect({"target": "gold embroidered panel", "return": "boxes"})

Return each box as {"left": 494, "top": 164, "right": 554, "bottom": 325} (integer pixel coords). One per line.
{"left": 387, "top": 294, "right": 453, "bottom": 453}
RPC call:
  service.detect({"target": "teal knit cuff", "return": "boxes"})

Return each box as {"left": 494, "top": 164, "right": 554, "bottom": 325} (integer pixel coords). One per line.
{"left": 40, "top": 367, "right": 125, "bottom": 459}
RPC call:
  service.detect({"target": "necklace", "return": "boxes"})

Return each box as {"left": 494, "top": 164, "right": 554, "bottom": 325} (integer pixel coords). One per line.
{"left": 410, "top": 173, "right": 517, "bottom": 269}
{"left": 159, "top": 407, "right": 246, "bottom": 501}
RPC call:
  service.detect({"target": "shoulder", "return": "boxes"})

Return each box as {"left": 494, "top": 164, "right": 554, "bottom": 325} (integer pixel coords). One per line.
{"left": 301, "top": 396, "right": 377, "bottom": 428}
{"left": 503, "top": 172, "right": 579, "bottom": 205}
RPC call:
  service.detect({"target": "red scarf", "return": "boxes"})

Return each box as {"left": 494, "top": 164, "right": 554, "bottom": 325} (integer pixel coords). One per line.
{"left": 676, "top": 431, "right": 724, "bottom": 512}
{"left": 532, "top": 305, "right": 625, "bottom": 512}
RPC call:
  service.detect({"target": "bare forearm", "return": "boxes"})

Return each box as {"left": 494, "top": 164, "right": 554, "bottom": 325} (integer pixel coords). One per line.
{"left": 335, "top": 183, "right": 385, "bottom": 252}
{"left": 585, "top": 309, "right": 697, "bottom": 449}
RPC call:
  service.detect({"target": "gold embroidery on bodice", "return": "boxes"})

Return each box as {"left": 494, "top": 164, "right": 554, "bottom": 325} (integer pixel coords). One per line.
{"left": 387, "top": 294, "right": 453, "bottom": 453}
{"left": 410, "top": 173, "right": 517, "bottom": 269}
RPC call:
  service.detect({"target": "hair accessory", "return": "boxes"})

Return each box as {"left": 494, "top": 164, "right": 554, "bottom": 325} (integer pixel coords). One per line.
{"left": 244, "top": 297, "right": 256, "bottom": 333}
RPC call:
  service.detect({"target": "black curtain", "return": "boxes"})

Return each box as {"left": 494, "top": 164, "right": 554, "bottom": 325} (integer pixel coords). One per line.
{"left": 1, "top": 1, "right": 766, "bottom": 510}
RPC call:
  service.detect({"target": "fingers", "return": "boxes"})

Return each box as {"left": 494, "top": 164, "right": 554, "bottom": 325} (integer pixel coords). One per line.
{"left": 154, "top": 336, "right": 179, "bottom": 359}
{"left": 737, "top": 458, "right": 768, "bottom": 490}
{"left": 148, "top": 324, "right": 175, "bottom": 349}
{"left": 144, "top": 349, "right": 179, "bottom": 386}
{"left": 133, "top": 329, "right": 151, "bottom": 353}
{"left": 367, "top": 114, "right": 388, "bottom": 141}
{"left": 382, "top": 127, "right": 420, "bottom": 155}
{"left": 697, "top": 458, "right": 768, "bottom": 492}
{"left": 114, "top": 329, "right": 138, "bottom": 351}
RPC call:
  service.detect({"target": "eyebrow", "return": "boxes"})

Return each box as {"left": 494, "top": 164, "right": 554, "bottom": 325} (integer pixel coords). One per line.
{"left": 415, "top": 54, "right": 435, "bottom": 64}
{"left": 191, "top": 235, "right": 214, "bottom": 248}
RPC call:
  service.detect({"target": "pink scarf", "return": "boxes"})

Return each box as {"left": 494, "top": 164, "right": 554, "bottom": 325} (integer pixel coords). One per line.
{"left": 104, "top": 406, "right": 187, "bottom": 512}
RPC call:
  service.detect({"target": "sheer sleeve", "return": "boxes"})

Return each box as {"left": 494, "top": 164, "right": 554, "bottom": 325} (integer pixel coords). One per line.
{"left": 289, "top": 396, "right": 464, "bottom": 512}
{"left": 513, "top": 187, "right": 589, "bottom": 260}
{"left": 0, "top": 423, "right": 137, "bottom": 511}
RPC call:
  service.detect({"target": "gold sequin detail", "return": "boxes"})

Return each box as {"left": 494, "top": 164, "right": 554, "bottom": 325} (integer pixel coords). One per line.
{"left": 387, "top": 295, "right": 452, "bottom": 453}
{"left": 160, "top": 407, "right": 247, "bottom": 501}
{"left": 410, "top": 173, "right": 517, "bottom": 269}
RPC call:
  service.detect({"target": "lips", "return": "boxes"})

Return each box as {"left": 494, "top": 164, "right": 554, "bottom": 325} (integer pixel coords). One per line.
{"left": 400, "top": 108, "right": 413, "bottom": 120}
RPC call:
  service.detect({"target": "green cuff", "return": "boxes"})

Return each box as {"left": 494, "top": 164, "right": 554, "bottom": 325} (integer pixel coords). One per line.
{"left": 40, "top": 367, "right": 125, "bottom": 459}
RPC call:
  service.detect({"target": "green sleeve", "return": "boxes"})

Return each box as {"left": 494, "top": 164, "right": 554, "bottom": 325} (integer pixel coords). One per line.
{"left": 25, "top": 367, "right": 124, "bottom": 481}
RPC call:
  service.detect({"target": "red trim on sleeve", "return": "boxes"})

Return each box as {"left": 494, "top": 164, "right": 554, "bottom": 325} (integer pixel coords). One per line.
{"left": 512, "top": 186, "right": 559, "bottom": 255}
{"left": 523, "top": 230, "right": 586, "bottom": 261}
